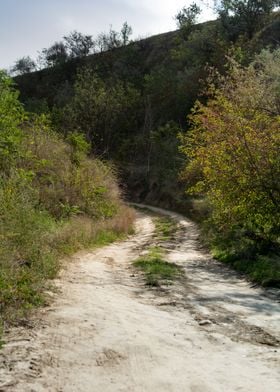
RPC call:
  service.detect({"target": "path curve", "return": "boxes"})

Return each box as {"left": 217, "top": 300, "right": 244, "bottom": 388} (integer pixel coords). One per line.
{"left": 0, "top": 207, "right": 279, "bottom": 392}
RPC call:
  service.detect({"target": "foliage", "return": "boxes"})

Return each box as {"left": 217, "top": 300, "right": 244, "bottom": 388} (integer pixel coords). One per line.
{"left": 212, "top": 248, "right": 280, "bottom": 287}
{"left": 11, "top": 56, "right": 36, "bottom": 76}
{"left": 63, "top": 31, "right": 95, "bottom": 57}
{"left": 154, "top": 216, "right": 178, "bottom": 240}
{"left": 215, "top": 0, "right": 280, "bottom": 39}
{"left": 96, "top": 22, "right": 133, "bottom": 52}
{"left": 0, "top": 71, "right": 25, "bottom": 172}
{"left": 175, "top": 2, "right": 202, "bottom": 33}
{"left": 134, "top": 247, "right": 182, "bottom": 287}
{"left": 35, "top": 23, "right": 133, "bottom": 69}
{"left": 121, "top": 22, "right": 133, "bottom": 46}
{"left": 12, "top": 10, "right": 280, "bottom": 218}
{"left": 0, "top": 74, "right": 135, "bottom": 332}
{"left": 181, "top": 50, "right": 280, "bottom": 258}
{"left": 40, "top": 42, "right": 69, "bottom": 67}
{"left": 66, "top": 131, "right": 90, "bottom": 164}
{"left": 20, "top": 115, "right": 121, "bottom": 219}
{"left": 58, "top": 66, "right": 141, "bottom": 155}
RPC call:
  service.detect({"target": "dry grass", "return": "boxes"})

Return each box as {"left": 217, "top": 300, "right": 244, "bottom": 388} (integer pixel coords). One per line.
{"left": 0, "top": 75, "right": 136, "bottom": 342}
{"left": 0, "top": 204, "right": 135, "bottom": 331}
{"left": 52, "top": 206, "right": 135, "bottom": 255}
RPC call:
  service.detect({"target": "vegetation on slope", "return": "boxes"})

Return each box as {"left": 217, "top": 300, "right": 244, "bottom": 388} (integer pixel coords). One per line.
{"left": 0, "top": 72, "right": 134, "bottom": 331}
{"left": 7, "top": 1, "right": 280, "bottom": 286}
{"left": 14, "top": 6, "right": 280, "bottom": 206}
{"left": 180, "top": 49, "right": 280, "bottom": 286}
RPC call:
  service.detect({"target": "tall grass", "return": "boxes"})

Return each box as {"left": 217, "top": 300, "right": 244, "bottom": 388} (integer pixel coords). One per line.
{"left": 0, "top": 74, "right": 135, "bottom": 333}
{"left": 0, "top": 174, "right": 135, "bottom": 329}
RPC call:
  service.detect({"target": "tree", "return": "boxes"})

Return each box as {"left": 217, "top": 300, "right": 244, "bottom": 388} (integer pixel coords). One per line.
{"left": 0, "top": 71, "right": 25, "bottom": 172}
{"left": 181, "top": 50, "right": 280, "bottom": 250}
{"left": 215, "top": 0, "right": 280, "bottom": 39}
{"left": 101, "top": 26, "right": 122, "bottom": 51}
{"left": 121, "top": 22, "right": 133, "bottom": 45}
{"left": 40, "top": 42, "right": 68, "bottom": 67}
{"left": 175, "top": 2, "right": 202, "bottom": 30}
{"left": 60, "top": 67, "right": 140, "bottom": 155}
{"left": 96, "top": 32, "right": 108, "bottom": 52}
{"left": 63, "top": 31, "right": 95, "bottom": 57}
{"left": 96, "top": 23, "right": 132, "bottom": 52}
{"left": 11, "top": 56, "right": 36, "bottom": 75}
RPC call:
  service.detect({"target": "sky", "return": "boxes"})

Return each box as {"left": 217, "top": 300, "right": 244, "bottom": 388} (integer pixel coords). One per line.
{"left": 0, "top": 0, "right": 216, "bottom": 69}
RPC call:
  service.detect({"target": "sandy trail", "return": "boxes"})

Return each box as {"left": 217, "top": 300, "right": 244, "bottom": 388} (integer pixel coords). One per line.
{"left": 0, "top": 207, "right": 279, "bottom": 391}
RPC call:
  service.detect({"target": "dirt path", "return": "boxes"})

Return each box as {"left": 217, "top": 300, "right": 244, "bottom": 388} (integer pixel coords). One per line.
{"left": 0, "top": 207, "right": 279, "bottom": 391}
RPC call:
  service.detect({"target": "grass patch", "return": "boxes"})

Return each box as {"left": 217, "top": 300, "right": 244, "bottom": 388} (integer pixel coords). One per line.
{"left": 154, "top": 216, "right": 178, "bottom": 240}
{"left": 0, "top": 72, "right": 136, "bottom": 346}
{"left": 213, "top": 248, "right": 280, "bottom": 287}
{"left": 0, "top": 206, "right": 135, "bottom": 340}
{"left": 231, "top": 255, "right": 280, "bottom": 287}
{"left": 133, "top": 247, "right": 182, "bottom": 287}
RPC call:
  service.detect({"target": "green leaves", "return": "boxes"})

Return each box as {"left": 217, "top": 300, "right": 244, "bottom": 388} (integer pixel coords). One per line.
{"left": 216, "top": 0, "right": 279, "bottom": 40}
{"left": 0, "top": 71, "right": 25, "bottom": 172}
{"left": 181, "top": 50, "right": 280, "bottom": 251}
{"left": 0, "top": 71, "right": 133, "bottom": 330}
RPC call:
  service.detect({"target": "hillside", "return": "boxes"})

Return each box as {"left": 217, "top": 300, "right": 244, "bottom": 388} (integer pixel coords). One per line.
{"left": 10, "top": 9, "right": 280, "bottom": 288}
{"left": 0, "top": 71, "right": 135, "bottom": 332}
{"left": 14, "top": 16, "right": 280, "bottom": 209}
{"left": 0, "top": 3, "right": 280, "bottom": 390}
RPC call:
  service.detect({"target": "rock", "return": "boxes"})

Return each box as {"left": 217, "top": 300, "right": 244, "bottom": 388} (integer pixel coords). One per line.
{"left": 198, "top": 319, "right": 212, "bottom": 326}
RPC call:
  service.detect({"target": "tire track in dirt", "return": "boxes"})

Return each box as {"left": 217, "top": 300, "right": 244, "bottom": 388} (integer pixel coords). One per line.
{"left": 0, "top": 208, "right": 279, "bottom": 391}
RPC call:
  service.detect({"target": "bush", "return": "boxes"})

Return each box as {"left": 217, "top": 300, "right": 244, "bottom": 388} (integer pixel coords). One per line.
{"left": 0, "top": 72, "right": 135, "bottom": 331}
{"left": 180, "top": 49, "right": 280, "bottom": 283}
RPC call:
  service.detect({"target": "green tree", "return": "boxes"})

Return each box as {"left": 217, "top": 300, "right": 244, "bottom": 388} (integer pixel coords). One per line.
{"left": 60, "top": 67, "right": 140, "bottom": 155}
{"left": 121, "top": 22, "right": 133, "bottom": 45}
{"left": 175, "top": 2, "right": 202, "bottom": 34}
{"left": 181, "top": 50, "right": 280, "bottom": 251}
{"left": 96, "top": 23, "right": 133, "bottom": 52}
{"left": 0, "top": 71, "right": 25, "bottom": 172}
{"left": 11, "top": 56, "right": 36, "bottom": 76}
{"left": 63, "top": 31, "right": 95, "bottom": 57}
{"left": 40, "top": 42, "right": 68, "bottom": 67}
{"left": 215, "top": 0, "right": 280, "bottom": 39}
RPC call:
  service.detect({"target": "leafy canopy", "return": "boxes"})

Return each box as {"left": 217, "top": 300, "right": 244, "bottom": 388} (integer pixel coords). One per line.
{"left": 181, "top": 49, "right": 280, "bottom": 248}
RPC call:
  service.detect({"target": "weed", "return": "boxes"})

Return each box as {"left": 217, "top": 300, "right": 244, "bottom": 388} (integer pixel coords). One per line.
{"left": 228, "top": 255, "right": 280, "bottom": 287}
{"left": 133, "top": 247, "right": 182, "bottom": 287}
{"left": 154, "top": 216, "right": 178, "bottom": 240}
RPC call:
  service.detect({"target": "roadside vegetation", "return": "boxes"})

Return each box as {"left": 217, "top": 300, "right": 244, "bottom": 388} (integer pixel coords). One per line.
{"left": 0, "top": 72, "right": 134, "bottom": 333}
{"left": 5, "top": 1, "right": 280, "bottom": 287}
{"left": 180, "top": 49, "right": 280, "bottom": 287}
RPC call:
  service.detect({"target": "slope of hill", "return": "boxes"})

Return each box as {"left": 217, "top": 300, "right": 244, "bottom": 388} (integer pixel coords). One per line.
{"left": 14, "top": 16, "right": 280, "bottom": 210}
{"left": 10, "top": 13, "right": 280, "bottom": 288}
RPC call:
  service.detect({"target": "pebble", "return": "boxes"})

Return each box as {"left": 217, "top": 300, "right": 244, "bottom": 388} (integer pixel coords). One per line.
{"left": 198, "top": 319, "right": 212, "bottom": 326}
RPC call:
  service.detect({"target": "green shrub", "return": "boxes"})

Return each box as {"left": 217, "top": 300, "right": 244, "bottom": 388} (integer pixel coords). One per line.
{"left": 180, "top": 50, "right": 280, "bottom": 285}
{"left": 0, "top": 72, "right": 135, "bottom": 334}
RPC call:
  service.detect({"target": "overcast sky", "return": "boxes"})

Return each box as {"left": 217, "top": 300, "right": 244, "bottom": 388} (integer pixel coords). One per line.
{"left": 0, "top": 0, "right": 215, "bottom": 69}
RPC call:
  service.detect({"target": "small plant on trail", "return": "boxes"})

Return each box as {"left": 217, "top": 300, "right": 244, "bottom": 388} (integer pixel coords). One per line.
{"left": 154, "top": 216, "right": 178, "bottom": 240}
{"left": 134, "top": 247, "right": 182, "bottom": 287}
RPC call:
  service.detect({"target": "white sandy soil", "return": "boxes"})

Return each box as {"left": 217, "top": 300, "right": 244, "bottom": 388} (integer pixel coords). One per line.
{"left": 0, "top": 206, "right": 279, "bottom": 391}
